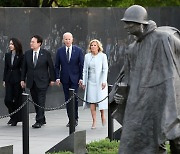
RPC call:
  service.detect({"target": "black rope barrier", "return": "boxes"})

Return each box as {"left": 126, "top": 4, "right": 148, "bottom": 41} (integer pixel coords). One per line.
{"left": 0, "top": 98, "right": 29, "bottom": 119}
{"left": 0, "top": 95, "right": 74, "bottom": 120}
{"left": 28, "top": 95, "right": 74, "bottom": 111}
{"left": 74, "top": 93, "right": 109, "bottom": 104}
{"left": 0, "top": 93, "right": 109, "bottom": 120}
{"left": 0, "top": 89, "right": 113, "bottom": 154}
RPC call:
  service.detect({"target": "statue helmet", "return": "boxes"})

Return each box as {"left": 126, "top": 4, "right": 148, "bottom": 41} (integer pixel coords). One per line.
{"left": 121, "top": 5, "right": 149, "bottom": 24}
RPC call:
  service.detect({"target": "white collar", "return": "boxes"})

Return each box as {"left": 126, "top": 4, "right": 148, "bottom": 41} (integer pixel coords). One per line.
{"left": 33, "top": 47, "right": 40, "bottom": 54}
{"left": 66, "top": 45, "right": 72, "bottom": 51}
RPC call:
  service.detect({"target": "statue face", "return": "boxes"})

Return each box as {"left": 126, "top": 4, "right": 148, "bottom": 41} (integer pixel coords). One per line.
{"left": 123, "top": 21, "right": 142, "bottom": 36}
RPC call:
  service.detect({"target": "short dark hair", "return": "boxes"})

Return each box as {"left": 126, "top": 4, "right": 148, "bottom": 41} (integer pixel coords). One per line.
{"left": 32, "top": 35, "right": 43, "bottom": 46}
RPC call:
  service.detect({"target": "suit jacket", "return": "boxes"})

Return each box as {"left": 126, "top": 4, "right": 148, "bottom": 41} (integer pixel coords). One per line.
{"left": 3, "top": 52, "right": 23, "bottom": 83}
{"left": 55, "top": 45, "right": 84, "bottom": 84}
{"left": 21, "top": 49, "right": 55, "bottom": 89}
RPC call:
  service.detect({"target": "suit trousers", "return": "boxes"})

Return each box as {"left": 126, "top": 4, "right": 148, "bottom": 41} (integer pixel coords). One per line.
{"left": 4, "top": 82, "right": 23, "bottom": 122}
{"left": 30, "top": 81, "right": 47, "bottom": 123}
{"left": 62, "top": 78, "right": 79, "bottom": 121}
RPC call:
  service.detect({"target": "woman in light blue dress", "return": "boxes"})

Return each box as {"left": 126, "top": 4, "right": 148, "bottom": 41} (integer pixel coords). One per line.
{"left": 80, "top": 39, "right": 108, "bottom": 129}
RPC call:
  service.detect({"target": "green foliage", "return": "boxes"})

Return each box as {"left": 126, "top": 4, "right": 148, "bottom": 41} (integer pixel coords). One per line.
{"left": 0, "top": 0, "right": 180, "bottom": 7}
{"left": 135, "top": 0, "right": 180, "bottom": 7}
{"left": 166, "top": 143, "right": 171, "bottom": 154}
{"left": 119, "top": 0, "right": 135, "bottom": 7}
{"left": 47, "top": 139, "right": 172, "bottom": 154}
{"left": 86, "top": 139, "right": 119, "bottom": 154}
{"left": 47, "top": 139, "right": 119, "bottom": 154}
{"left": 46, "top": 151, "right": 72, "bottom": 154}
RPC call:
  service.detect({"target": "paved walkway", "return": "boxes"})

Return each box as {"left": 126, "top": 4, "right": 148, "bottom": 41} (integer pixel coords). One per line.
{"left": 0, "top": 107, "right": 119, "bottom": 154}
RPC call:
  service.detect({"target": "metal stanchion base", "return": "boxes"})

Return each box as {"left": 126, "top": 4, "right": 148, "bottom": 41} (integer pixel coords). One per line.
{"left": 113, "top": 127, "right": 122, "bottom": 140}
{"left": 0, "top": 145, "right": 13, "bottom": 154}
{"left": 45, "top": 130, "right": 87, "bottom": 154}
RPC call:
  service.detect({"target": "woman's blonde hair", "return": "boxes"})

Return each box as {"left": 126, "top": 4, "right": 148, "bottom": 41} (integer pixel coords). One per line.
{"left": 87, "top": 39, "right": 103, "bottom": 53}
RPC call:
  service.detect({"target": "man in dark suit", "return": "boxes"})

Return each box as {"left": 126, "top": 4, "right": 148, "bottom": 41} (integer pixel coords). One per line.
{"left": 21, "top": 35, "right": 55, "bottom": 128}
{"left": 55, "top": 32, "right": 84, "bottom": 127}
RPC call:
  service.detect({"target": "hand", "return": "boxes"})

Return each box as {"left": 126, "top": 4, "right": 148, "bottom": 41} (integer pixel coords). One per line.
{"left": 114, "top": 93, "right": 124, "bottom": 104}
{"left": 21, "top": 81, "right": 26, "bottom": 88}
{"left": 2, "top": 81, "right": 5, "bottom": 87}
{"left": 101, "top": 83, "right": 106, "bottom": 90}
{"left": 79, "top": 79, "right": 83, "bottom": 88}
{"left": 82, "top": 85, "right": 86, "bottom": 90}
{"left": 56, "top": 79, "right": 61, "bottom": 86}
{"left": 49, "top": 81, "right": 55, "bottom": 86}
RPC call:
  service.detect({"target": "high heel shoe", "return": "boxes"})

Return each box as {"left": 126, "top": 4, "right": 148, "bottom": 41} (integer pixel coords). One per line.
{"left": 11, "top": 121, "right": 17, "bottom": 126}
{"left": 91, "top": 126, "right": 96, "bottom": 129}
{"left": 91, "top": 123, "right": 96, "bottom": 129}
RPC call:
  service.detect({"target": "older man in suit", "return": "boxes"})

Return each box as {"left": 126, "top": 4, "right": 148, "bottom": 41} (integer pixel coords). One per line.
{"left": 21, "top": 35, "right": 55, "bottom": 128}
{"left": 55, "top": 32, "right": 84, "bottom": 127}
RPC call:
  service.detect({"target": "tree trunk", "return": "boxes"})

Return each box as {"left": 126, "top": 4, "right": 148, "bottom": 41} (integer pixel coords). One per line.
{"left": 42, "top": 0, "right": 54, "bottom": 7}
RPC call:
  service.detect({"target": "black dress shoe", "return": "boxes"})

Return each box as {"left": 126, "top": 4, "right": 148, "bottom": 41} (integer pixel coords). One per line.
{"left": 66, "top": 120, "right": 78, "bottom": 127}
{"left": 41, "top": 121, "right": 46, "bottom": 125}
{"left": 66, "top": 122, "right": 70, "bottom": 127}
{"left": 75, "top": 120, "right": 78, "bottom": 127}
{"left": 11, "top": 121, "right": 17, "bottom": 126}
{"left": 7, "top": 119, "right": 13, "bottom": 125}
{"left": 32, "top": 122, "right": 42, "bottom": 128}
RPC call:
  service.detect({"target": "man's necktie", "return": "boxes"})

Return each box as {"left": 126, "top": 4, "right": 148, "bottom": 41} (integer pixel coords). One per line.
{"left": 34, "top": 52, "right": 37, "bottom": 67}
{"left": 67, "top": 48, "right": 69, "bottom": 62}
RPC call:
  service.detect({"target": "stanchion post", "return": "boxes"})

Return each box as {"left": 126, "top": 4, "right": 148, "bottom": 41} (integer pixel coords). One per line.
{"left": 108, "top": 85, "right": 114, "bottom": 141}
{"left": 69, "top": 88, "right": 75, "bottom": 134}
{"left": 22, "top": 92, "right": 29, "bottom": 154}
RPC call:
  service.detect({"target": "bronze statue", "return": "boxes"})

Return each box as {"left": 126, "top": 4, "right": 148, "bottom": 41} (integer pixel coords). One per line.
{"left": 110, "top": 5, "right": 180, "bottom": 154}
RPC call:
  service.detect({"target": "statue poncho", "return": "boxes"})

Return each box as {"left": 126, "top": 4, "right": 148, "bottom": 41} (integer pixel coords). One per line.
{"left": 119, "top": 20, "right": 180, "bottom": 154}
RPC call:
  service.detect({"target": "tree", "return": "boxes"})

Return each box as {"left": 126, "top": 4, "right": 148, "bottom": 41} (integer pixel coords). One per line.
{"left": 0, "top": 0, "right": 179, "bottom": 7}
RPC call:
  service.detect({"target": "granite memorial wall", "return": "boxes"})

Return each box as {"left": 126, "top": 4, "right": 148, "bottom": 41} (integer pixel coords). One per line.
{"left": 0, "top": 7, "right": 179, "bottom": 115}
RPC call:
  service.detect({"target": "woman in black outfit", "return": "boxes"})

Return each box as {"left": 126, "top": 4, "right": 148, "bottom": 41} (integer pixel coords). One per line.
{"left": 3, "top": 38, "right": 23, "bottom": 126}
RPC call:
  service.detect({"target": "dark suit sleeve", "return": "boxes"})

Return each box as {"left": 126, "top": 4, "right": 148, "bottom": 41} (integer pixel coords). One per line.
{"left": 3, "top": 53, "right": 8, "bottom": 81}
{"left": 21, "top": 52, "right": 27, "bottom": 81}
{"left": 20, "top": 54, "right": 24, "bottom": 72}
{"left": 47, "top": 51, "right": 56, "bottom": 81}
{"left": 79, "top": 48, "right": 84, "bottom": 80}
{"left": 55, "top": 49, "right": 60, "bottom": 80}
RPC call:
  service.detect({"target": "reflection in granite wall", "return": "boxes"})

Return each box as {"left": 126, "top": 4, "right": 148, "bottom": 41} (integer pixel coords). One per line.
{"left": 0, "top": 7, "right": 180, "bottom": 116}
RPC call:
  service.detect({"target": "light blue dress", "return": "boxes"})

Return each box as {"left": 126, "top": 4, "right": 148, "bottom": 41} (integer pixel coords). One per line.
{"left": 87, "top": 55, "right": 97, "bottom": 103}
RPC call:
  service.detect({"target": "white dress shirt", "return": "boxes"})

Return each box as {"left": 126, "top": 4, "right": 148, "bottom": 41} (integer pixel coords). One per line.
{"left": 66, "top": 45, "right": 72, "bottom": 61}
{"left": 33, "top": 48, "right": 40, "bottom": 63}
